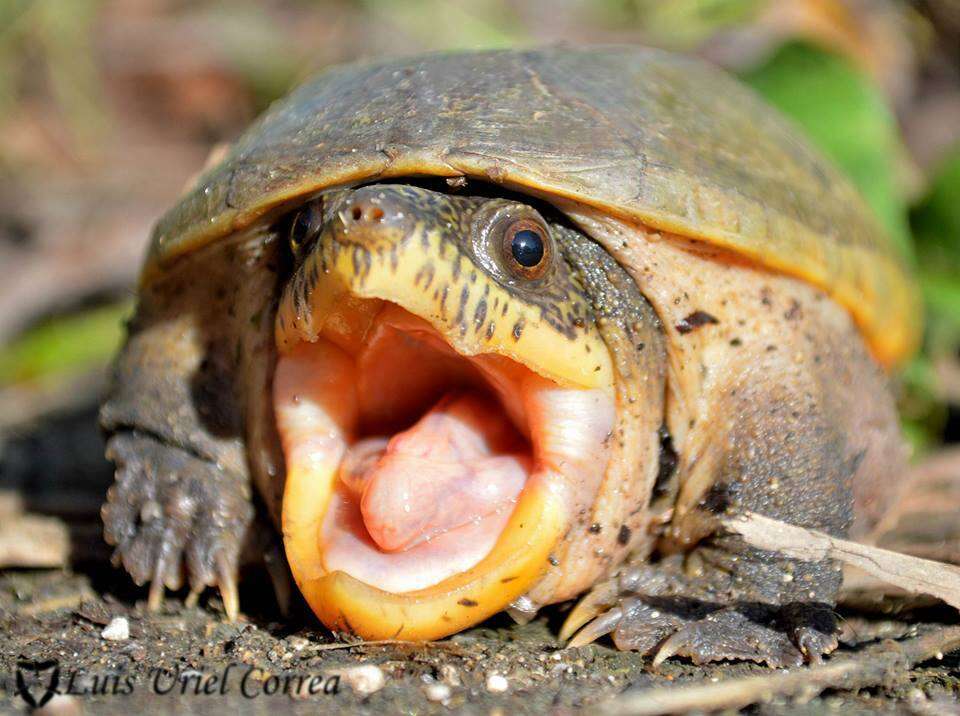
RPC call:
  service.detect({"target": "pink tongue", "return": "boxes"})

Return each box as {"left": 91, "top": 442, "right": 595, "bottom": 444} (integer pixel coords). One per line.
{"left": 339, "top": 391, "right": 530, "bottom": 552}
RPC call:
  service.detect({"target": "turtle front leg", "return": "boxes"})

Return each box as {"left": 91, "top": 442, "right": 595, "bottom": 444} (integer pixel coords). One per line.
{"left": 565, "top": 562, "right": 838, "bottom": 667}
{"left": 102, "top": 432, "right": 252, "bottom": 618}
{"left": 565, "top": 332, "right": 905, "bottom": 667}
{"left": 565, "top": 546, "right": 841, "bottom": 668}
{"left": 100, "top": 232, "right": 282, "bottom": 618}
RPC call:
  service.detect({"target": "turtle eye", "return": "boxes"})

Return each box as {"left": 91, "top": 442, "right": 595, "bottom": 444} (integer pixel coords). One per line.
{"left": 288, "top": 200, "right": 323, "bottom": 256}
{"left": 501, "top": 219, "right": 550, "bottom": 279}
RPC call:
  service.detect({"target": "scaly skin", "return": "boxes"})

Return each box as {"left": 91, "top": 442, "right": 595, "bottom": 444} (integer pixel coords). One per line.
{"left": 103, "top": 183, "right": 906, "bottom": 666}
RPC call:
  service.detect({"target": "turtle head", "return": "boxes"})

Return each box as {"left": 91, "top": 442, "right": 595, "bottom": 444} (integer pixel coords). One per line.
{"left": 277, "top": 184, "right": 612, "bottom": 388}
{"left": 274, "top": 183, "right": 655, "bottom": 640}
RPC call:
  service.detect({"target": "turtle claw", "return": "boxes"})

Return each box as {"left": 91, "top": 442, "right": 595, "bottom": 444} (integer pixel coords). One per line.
{"left": 215, "top": 553, "right": 240, "bottom": 622}
{"left": 560, "top": 578, "right": 618, "bottom": 641}
{"left": 786, "top": 604, "right": 840, "bottom": 664}
{"left": 567, "top": 606, "right": 623, "bottom": 648}
{"left": 795, "top": 626, "right": 838, "bottom": 664}
{"left": 146, "top": 540, "right": 185, "bottom": 611}
{"left": 147, "top": 578, "right": 165, "bottom": 612}
{"left": 103, "top": 432, "right": 252, "bottom": 620}
{"left": 650, "top": 626, "right": 690, "bottom": 667}
{"left": 184, "top": 586, "right": 202, "bottom": 609}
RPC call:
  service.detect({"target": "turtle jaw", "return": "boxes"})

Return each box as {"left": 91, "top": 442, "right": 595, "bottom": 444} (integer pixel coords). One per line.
{"left": 274, "top": 303, "right": 615, "bottom": 640}
{"left": 288, "top": 488, "right": 566, "bottom": 641}
{"left": 279, "top": 342, "right": 569, "bottom": 641}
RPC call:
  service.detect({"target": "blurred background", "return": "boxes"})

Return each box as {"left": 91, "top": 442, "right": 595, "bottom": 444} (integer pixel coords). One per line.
{"left": 0, "top": 0, "right": 958, "bottom": 566}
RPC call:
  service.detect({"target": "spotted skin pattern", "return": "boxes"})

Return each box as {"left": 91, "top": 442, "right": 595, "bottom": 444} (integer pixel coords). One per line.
{"left": 275, "top": 186, "right": 617, "bottom": 402}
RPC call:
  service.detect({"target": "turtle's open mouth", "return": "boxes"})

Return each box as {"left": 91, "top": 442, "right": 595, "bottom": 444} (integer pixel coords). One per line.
{"left": 279, "top": 301, "right": 538, "bottom": 593}
{"left": 271, "top": 186, "right": 616, "bottom": 640}
{"left": 275, "top": 298, "right": 615, "bottom": 639}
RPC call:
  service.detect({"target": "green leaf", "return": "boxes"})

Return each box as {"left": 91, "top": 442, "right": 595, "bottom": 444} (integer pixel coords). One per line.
{"left": 898, "top": 354, "right": 948, "bottom": 456}
{"left": 913, "top": 148, "right": 960, "bottom": 351}
{"left": 912, "top": 146, "right": 960, "bottom": 272}
{"left": 922, "top": 272, "right": 960, "bottom": 324}
{"left": 0, "top": 301, "right": 131, "bottom": 386}
{"left": 358, "top": 0, "right": 527, "bottom": 51}
{"left": 741, "top": 42, "right": 913, "bottom": 260}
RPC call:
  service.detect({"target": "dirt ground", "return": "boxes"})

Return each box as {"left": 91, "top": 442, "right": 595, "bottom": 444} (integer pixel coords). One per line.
{"left": 1, "top": 573, "right": 959, "bottom": 715}
{"left": 1, "top": 397, "right": 959, "bottom": 715}
{"left": 1, "top": 568, "right": 959, "bottom": 715}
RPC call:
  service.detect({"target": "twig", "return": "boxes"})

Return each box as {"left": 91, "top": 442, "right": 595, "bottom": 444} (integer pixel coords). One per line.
{"left": 722, "top": 512, "right": 960, "bottom": 611}
{"left": 311, "top": 639, "right": 413, "bottom": 651}
{"left": 311, "top": 638, "right": 473, "bottom": 655}
{"left": 598, "top": 625, "right": 960, "bottom": 716}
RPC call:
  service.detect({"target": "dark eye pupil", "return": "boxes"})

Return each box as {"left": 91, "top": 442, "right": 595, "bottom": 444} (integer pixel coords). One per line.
{"left": 511, "top": 229, "right": 544, "bottom": 268}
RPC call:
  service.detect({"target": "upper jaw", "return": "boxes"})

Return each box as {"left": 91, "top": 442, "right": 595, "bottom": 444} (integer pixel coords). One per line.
{"left": 275, "top": 187, "right": 614, "bottom": 391}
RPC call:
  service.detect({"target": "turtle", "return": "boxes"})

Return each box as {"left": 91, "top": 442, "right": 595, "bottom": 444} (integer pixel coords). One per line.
{"left": 100, "top": 46, "right": 920, "bottom": 667}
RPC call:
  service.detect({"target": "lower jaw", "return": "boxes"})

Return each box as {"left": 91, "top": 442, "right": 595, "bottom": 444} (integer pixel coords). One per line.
{"left": 274, "top": 303, "right": 611, "bottom": 640}
{"left": 290, "top": 476, "right": 567, "bottom": 640}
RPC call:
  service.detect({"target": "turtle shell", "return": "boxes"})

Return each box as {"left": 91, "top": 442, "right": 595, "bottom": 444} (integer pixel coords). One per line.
{"left": 147, "top": 46, "right": 920, "bottom": 367}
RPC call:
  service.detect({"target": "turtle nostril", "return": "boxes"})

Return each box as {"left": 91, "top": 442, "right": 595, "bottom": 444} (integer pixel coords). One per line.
{"left": 345, "top": 202, "right": 386, "bottom": 225}
{"left": 333, "top": 192, "right": 409, "bottom": 243}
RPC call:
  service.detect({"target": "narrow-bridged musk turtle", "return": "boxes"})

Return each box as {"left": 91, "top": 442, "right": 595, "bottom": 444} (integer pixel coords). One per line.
{"left": 101, "top": 47, "right": 919, "bottom": 666}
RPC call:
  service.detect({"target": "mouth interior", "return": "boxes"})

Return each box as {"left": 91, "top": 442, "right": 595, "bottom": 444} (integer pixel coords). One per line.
{"left": 277, "top": 301, "right": 545, "bottom": 593}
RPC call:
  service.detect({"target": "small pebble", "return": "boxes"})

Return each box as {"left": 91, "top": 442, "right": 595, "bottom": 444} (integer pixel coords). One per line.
{"left": 335, "top": 664, "right": 386, "bottom": 696}
{"left": 124, "top": 642, "right": 146, "bottom": 662}
{"left": 101, "top": 617, "right": 129, "bottom": 641}
{"left": 485, "top": 673, "right": 509, "bottom": 693}
{"left": 424, "top": 682, "right": 452, "bottom": 703}
{"left": 286, "top": 635, "right": 311, "bottom": 651}
{"left": 439, "top": 664, "right": 461, "bottom": 686}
